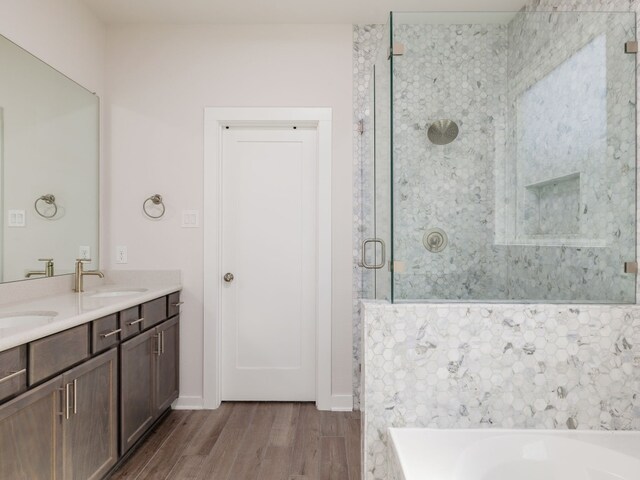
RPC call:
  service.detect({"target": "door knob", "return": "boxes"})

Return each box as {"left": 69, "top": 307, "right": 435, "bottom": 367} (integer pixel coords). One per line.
{"left": 224, "top": 273, "right": 234, "bottom": 283}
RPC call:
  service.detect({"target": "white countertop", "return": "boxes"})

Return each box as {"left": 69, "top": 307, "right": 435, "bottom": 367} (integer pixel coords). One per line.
{"left": 0, "top": 283, "right": 182, "bottom": 351}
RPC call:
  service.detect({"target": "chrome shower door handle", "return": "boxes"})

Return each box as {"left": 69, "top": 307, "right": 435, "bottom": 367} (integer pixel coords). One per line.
{"left": 224, "top": 273, "right": 234, "bottom": 283}
{"left": 361, "top": 238, "right": 386, "bottom": 270}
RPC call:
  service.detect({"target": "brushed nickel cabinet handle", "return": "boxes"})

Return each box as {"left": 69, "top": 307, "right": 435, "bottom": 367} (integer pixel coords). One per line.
{"left": 127, "top": 318, "right": 144, "bottom": 326}
{"left": 154, "top": 334, "right": 161, "bottom": 356}
{"left": 65, "top": 383, "right": 71, "bottom": 420}
{"left": 0, "top": 369, "right": 26, "bottom": 384}
{"left": 172, "top": 301, "right": 184, "bottom": 307}
{"left": 58, "top": 387, "right": 66, "bottom": 417}
{"left": 161, "top": 331, "right": 165, "bottom": 354}
{"left": 100, "top": 328, "right": 122, "bottom": 338}
{"left": 73, "top": 379, "right": 77, "bottom": 415}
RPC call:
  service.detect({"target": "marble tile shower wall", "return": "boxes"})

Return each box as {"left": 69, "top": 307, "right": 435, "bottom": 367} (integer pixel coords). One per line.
{"left": 356, "top": 2, "right": 640, "bottom": 479}
{"left": 389, "top": 14, "right": 635, "bottom": 303}
{"left": 352, "top": 0, "right": 640, "bottom": 409}
{"left": 499, "top": 9, "right": 637, "bottom": 302}
{"left": 362, "top": 301, "right": 640, "bottom": 480}
{"left": 353, "top": 24, "right": 385, "bottom": 409}
{"left": 391, "top": 23, "right": 509, "bottom": 301}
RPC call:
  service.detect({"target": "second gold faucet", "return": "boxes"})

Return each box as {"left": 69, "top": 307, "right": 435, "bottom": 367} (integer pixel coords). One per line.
{"left": 74, "top": 258, "right": 104, "bottom": 292}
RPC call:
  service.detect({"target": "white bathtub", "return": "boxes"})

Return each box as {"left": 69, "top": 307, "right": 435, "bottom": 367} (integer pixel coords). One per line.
{"left": 388, "top": 428, "right": 640, "bottom": 480}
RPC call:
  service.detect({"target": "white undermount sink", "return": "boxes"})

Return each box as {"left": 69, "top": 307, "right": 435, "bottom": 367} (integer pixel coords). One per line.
{"left": 89, "top": 288, "right": 148, "bottom": 298}
{"left": 0, "top": 311, "right": 58, "bottom": 330}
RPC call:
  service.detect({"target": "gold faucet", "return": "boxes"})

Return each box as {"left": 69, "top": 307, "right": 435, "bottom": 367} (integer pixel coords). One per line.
{"left": 25, "top": 258, "right": 55, "bottom": 278}
{"left": 74, "top": 258, "right": 104, "bottom": 292}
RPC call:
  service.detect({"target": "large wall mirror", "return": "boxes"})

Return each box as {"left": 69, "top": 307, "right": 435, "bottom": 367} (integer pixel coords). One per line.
{"left": 0, "top": 34, "right": 99, "bottom": 284}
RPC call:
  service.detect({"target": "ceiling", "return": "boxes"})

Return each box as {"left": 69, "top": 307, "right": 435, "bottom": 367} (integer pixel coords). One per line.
{"left": 79, "top": 0, "right": 527, "bottom": 25}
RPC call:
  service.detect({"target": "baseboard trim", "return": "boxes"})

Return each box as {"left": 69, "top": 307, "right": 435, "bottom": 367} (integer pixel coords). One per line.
{"left": 173, "top": 395, "right": 204, "bottom": 410}
{"left": 331, "top": 394, "right": 353, "bottom": 412}
{"left": 178, "top": 394, "right": 352, "bottom": 411}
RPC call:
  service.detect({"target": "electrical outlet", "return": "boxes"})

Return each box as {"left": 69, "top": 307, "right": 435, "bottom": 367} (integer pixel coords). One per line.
{"left": 79, "top": 246, "right": 91, "bottom": 260}
{"left": 116, "top": 246, "right": 128, "bottom": 264}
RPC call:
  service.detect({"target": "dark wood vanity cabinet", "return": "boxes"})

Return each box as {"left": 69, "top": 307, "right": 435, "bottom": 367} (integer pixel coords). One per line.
{"left": 62, "top": 349, "right": 118, "bottom": 480}
{"left": 0, "top": 348, "right": 118, "bottom": 480}
{"left": 0, "top": 345, "right": 27, "bottom": 402}
{"left": 29, "top": 324, "right": 91, "bottom": 385}
{"left": 120, "top": 327, "right": 157, "bottom": 454}
{"left": 0, "top": 376, "right": 63, "bottom": 479}
{"left": 121, "top": 314, "right": 180, "bottom": 455}
{"left": 0, "top": 291, "right": 180, "bottom": 480}
{"left": 155, "top": 316, "right": 180, "bottom": 415}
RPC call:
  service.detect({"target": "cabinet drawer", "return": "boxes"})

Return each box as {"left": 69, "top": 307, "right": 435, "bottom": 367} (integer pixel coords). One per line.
{"left": 141, "top": 297, "right": 166, "bottom": 330}
{"left": 0, "top": 346, "right": 27, "bottom": 402}
{"left": 120, "top": 306, "right": 143, "bottom": 339}
{"left": 92, "top": 314, "right": 120, "bottom": 353}
{"left": 168, "top": 292, "right": 182, "bottom": 317}
{"left": 29, "top": 325, "right": 90, "bottom": 385}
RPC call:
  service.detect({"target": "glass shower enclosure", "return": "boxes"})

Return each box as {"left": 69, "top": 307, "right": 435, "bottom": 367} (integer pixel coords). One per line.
{"left": 370, "top": 11, "right": 637, "bottom": 303}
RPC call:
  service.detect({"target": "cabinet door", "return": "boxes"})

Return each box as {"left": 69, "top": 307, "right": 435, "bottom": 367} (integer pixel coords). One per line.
{"left": 62, "top": 349, "right": 118, "bottom": 480}
{"left": 120, "top": 327, "right": 157, "bottom": 455}
{"left": 0, "top": 376, "right": 63, "bottom": 479}
{"left": 155, "top": 316, "right": 179, "bottom": 414}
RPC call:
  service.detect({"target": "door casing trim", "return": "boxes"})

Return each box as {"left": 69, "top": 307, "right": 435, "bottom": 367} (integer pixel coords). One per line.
{"left": 203, "top": 107, "right": 333, "bottom": 410}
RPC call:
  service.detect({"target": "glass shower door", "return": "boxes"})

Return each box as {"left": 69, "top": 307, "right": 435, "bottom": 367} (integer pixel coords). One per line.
{"left": 373, "top": 18, "right": 393, "bottom": 301}
{"left": 387, "top": 10, "right": 636, "bottom": 303}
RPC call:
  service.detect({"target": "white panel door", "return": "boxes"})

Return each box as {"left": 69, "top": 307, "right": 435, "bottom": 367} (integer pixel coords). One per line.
{"left": 221, "top": 126, "right": 317, "bottom": 401}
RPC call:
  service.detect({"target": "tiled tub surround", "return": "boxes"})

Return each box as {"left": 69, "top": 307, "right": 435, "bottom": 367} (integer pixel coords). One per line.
{"left": 361, "top": 301, "right": 640, "bottom": 480}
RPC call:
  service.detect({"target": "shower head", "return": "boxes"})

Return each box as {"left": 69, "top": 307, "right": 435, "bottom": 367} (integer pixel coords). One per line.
{"left": 427, "top": 120, "right": 459, "bottom": 145}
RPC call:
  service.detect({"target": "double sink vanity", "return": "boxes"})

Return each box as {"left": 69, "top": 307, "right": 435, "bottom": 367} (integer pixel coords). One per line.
{"left": 0, "top": 278, "right": 182, "bottom": 479}
{"left": 0, "top": 16, "right": 182, "bottom": 480}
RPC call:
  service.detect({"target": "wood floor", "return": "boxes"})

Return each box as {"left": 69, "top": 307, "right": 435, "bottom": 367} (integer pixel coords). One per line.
{"left": 108, "top": 402, "right": 361, "bottom": 480}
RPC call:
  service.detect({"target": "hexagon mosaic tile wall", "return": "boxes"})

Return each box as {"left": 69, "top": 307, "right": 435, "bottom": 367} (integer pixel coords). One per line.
{"left": 362, "top": 301, "right": 640, "bottom": 479}
{"left": 354, "top": 1, "right": 640, "bottom": 479}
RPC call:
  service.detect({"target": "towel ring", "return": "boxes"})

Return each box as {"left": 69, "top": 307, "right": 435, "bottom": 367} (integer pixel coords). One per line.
{"left": 35, "top": 194, "right": 58, "bottom": 219}
{"left": 143, "top": 194, "right": 165, "bottom": 219}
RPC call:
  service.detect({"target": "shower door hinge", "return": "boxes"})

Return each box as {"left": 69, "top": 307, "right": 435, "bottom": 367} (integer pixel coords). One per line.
{"left": 388, "top": 42, "right": 405, "bottom": 59}
{"left": 357, "top": 119, "right": 364, "bottom": 135}
{"left": 625, "top": 41, "right": 638, "bottom": 54}
{"left": 624, "top": 261, "right": 638, "bottom": 274}
{"left": 390, "top": 261, "right": 406, "bottom": 273}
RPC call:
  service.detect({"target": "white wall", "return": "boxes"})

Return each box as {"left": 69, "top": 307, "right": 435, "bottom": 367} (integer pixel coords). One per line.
{"left": 104, "top": 24, "right": 354, "bottom": 405}
{"left": 0, "top": 0, "right": 105, "bottom": 95}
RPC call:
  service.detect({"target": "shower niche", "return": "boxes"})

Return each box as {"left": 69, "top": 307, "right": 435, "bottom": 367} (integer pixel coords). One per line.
{"left": 507, "top": 33, "right": 610, "bottom": 247}
{"left": 523, "top": 172, "right": 581, "bottom": 238}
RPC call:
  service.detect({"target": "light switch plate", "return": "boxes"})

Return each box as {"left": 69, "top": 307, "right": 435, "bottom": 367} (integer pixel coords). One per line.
{"left": 8, "top": 210, "right": 26, "bottom": 227}
{"left": 181, "top": 210, "right": 199, "bottom": 228}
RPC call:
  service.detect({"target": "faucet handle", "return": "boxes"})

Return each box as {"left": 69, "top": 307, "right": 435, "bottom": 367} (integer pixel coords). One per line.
{"left": 76, "top": 258, "right": 91, "bottom": 263}
{"left": 38, "top": 258, "right": 54, "bottom": 262}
